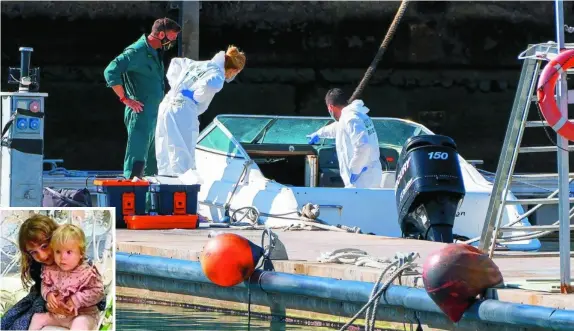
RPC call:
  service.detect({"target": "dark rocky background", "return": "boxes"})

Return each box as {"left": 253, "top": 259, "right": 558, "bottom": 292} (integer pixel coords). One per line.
{"left": 2, "top": 1, "right": 573, "bottom": 173}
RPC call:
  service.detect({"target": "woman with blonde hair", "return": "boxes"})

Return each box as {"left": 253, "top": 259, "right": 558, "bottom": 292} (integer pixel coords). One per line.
{"left": 155, "top": 45, "right": 246, "bottom": 178}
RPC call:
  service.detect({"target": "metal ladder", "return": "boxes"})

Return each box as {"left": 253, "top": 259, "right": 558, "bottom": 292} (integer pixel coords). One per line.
{"left": 476, "top": 40, "right": 574, "bottom": 293}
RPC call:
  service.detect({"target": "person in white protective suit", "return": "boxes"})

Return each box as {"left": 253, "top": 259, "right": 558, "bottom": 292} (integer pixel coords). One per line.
{"left": 306, "top": 88, "right": 383, "bottom": 188}
{"left": 155, "top": 45, "right": 246, "bottom": 177}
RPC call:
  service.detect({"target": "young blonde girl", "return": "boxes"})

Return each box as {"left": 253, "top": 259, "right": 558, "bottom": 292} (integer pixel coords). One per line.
{"left": 28, "top": 224, "right": 104, "bottom": 331}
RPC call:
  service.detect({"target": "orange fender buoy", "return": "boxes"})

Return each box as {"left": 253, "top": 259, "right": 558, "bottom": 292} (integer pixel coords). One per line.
{"left": 200, "top": 233, "right": 264, "bottom": 287}
{"left": 422, "top": 244, "right": 503, "bottom": 323}
{"left": 537, "top": 49, "right": 574, "bottom": 141}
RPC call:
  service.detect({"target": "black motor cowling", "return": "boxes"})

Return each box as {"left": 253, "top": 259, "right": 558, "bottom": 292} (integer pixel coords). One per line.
{"left": 395, "top": 135, "right": 466, "bottom": 243}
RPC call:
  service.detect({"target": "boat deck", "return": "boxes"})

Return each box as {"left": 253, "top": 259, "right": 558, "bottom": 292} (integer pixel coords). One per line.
{"left": 43, "top": 171, "right": 574, "bottom": 199}
{"left": 116, "top": 227, "right": 574, "bottom": 310}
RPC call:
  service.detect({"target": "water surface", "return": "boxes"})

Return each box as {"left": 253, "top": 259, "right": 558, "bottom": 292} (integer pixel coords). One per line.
{"left": 116, "top": 302, "right": 337, "bottom": 331}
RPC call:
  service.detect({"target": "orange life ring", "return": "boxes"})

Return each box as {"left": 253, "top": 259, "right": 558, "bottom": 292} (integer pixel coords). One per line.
{"left": 536, "top": 48, "right": 574, "bottom": 141}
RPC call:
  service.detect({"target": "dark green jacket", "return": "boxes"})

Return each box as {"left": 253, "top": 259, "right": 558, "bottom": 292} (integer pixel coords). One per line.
{"left": 103, "top": 34, "right": 165, "bottom": 107}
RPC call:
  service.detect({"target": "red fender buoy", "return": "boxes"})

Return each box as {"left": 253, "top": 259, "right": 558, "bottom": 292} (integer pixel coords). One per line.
{"left": 422, "top": 244, "right": 503, "bottom": 323}
{"left": 537, "top": 49, "right": 574, "bottom": 141}
{"left": 200, "top": 233, "right": 264, "bottom": 287}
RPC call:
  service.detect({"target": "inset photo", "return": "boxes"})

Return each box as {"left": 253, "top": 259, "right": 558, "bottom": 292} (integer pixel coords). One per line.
{"left": 1, "top": 208, "right": 115, "bottom": 331}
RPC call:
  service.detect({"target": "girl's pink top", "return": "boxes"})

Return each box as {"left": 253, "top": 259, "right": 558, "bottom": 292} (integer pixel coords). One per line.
{"left": 41, "top": 260, "right": 104, "bottom": 316}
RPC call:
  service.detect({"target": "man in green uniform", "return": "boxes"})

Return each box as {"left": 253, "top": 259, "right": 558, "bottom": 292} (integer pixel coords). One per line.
{"left": 104, "top": 18, "right": 181, "bottom": 179}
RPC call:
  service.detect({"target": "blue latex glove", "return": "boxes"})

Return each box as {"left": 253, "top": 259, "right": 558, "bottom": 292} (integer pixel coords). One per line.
{"left": 306, "top": 133, "right": 320, "bottom": 144}
{"left": 181, "top": 89, "right": 198, "bottom": 104}
{"left": 350, "top": 167, "right": 368, "bottom": 184}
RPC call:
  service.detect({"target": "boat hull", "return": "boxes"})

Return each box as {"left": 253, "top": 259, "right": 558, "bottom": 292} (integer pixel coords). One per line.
{"left": 194, "top": 149, "right": 541, "bottom": 251}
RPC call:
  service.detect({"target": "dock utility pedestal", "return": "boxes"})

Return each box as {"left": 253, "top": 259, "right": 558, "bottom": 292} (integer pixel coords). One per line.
{"left": 1, "top": 47, "right": 47, "bottom": 207}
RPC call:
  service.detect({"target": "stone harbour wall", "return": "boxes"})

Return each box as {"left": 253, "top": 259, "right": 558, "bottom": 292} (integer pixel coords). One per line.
{"left": 1, "top": 1, "right": 573, "bottom": 172}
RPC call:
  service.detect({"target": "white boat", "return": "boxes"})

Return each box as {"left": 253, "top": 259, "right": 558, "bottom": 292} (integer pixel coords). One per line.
{"left": 183, "top": 114, "right": 541, "bottom": 251}
{"left": 41, "top": 114, "right": 540, "bottom": 251}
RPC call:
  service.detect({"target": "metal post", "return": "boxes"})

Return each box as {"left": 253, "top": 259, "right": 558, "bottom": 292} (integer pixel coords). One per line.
{"left": 305, "top": 155, "right": 318, "bottom": 187}
{"left": 554, "top": 0, "right": 572, "bottom": 294}
{"left": 177, "top": 1, "right": 183, "bottom": 58}
{"left": 181, "top": 0, "right": 200, "bottom": 60}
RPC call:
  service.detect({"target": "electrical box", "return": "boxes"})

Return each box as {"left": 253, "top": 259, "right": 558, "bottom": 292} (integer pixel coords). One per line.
{"left": 1, "top": 92, "right": 48, "bottom": 207}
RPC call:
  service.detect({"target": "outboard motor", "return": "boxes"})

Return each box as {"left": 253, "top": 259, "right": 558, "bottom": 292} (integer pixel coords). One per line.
{"left": 395, "top": 135, "right": 465, "bottom": 243}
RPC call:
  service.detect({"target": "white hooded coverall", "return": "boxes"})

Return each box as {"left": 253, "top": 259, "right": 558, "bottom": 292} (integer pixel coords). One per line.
{"left": 155, "top": 51, "right": 227, "bottom": 177}
{"left": 312, "top": 100, "right": 383, "bottom": 188}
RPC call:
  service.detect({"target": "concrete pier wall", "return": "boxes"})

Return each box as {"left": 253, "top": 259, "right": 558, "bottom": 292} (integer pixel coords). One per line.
{"left": 1, "top": 1, "right": 572, "bottom": 172}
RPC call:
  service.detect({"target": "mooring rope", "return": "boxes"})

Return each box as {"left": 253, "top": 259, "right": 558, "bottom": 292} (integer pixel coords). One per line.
{"left": 246, "top": 229, "right": 276, "bottom": 330}
{"left": 331, "top": 251, "right": 420, "bottom": 331}
{"left": 348, "top": 0, "right": 411, "bottom": 103}
{"left": 224, "top": 203, "right": 361, "bottom": 233}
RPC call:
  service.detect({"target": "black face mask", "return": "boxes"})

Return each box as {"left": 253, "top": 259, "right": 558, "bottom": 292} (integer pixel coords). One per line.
{"left": 153, "top": 35, "right": 175, "bottom": 51}
{"left": 160, "top": 35, "right": 176, "bottom": 50}
{"left": 153, "top": 26, "right": 176, "bottom": 51}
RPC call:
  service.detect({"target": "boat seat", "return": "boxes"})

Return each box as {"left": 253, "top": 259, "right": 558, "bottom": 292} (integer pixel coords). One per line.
{"left": 316, "top": 146, "right": 398, "bottom": 188}
{"left": 381, "top": 171, "right": 397, "bottom": 189}
{"left": 318, "top": 168, "right": 345, "bottom": 188}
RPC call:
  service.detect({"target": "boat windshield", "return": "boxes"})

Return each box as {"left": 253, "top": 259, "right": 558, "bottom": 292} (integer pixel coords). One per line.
{"left": 215, "top": 115, "right": 432, "bottom": 150}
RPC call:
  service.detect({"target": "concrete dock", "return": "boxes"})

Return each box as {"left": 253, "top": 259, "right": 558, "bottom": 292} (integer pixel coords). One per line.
{"left": 116, "top": 227, "right": 574, "bottom": 329}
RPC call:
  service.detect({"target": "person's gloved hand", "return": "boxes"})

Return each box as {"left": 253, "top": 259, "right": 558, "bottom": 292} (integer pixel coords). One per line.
{"left": 306, "top": 133, "right": 320, "bottom": 144}
{"left": 350, "top": 167, "right": 368, "bottom": 184}
{"left": 181, "top": 89, "right": 196, "bottom": 103}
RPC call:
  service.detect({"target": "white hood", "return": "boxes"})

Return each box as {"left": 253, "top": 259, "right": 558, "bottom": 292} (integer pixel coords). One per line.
{"left": 211, "top": 51, "right": 226, "bottom": 72}
{"left": 343, "top": 99, "right": 370, "bottom": 115}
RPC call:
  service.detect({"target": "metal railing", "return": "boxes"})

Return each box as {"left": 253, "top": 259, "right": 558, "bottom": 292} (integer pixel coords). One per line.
{"left": 477, "top": 1, "right": 573, "bottom": 294}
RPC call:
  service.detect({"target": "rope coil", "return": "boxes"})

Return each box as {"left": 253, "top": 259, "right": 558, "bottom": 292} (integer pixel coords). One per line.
{"left": 220, "top": 203, "right": 363, "bottom": 233}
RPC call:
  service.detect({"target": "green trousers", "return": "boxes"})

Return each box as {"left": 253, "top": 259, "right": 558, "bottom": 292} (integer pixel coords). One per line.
{"left": 123, "top": 100, "right": 161, "bottom": 179}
